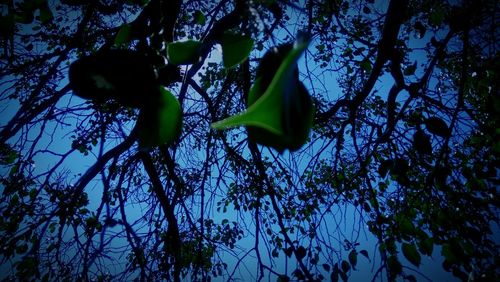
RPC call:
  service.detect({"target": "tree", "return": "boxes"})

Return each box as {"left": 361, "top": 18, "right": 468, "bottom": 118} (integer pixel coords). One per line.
{"left": 0, "top": 0, "right": 498, "bottom": 281}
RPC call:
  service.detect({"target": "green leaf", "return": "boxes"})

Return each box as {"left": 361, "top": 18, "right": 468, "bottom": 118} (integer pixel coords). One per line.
{"left": 39, "top": 7, "right": 53, "bottom": 23}
{"left": 138, "top": 87, "right": 183, "bottom": 150}
{"left": 387, "top": 255, "right": 402, "bottom": 275}
{"left": 418, "top": 237, "right": 434, "bottom": 256}
{"left": 211, "top": 39, "right": 312, "bottom": 152}
{"left": 441, "top": 243, "right": 460, "bottom": 264}
{"left": 167, "top": 40, "right": 202, "bottom": 65}
{"left": 429, "top": 7, "right": 445, "bottom": 26}
{"left": 402, "top": 243, "right": 421, "bottom": 267}
{"left": 114, "top": 23, "right": 132, "bottom": 46}
{"left": 360, "top": 58, "right": 372, "bottom": 72}
{"left": 397, "top": 216, "right": 415, "bottom": 236}
{"left": 193, "top": 10, "right": 206, "bottom": 25}
{"left": 0, "top": 143, "right": 18, "bottom": 165}
{"left": 220, "top": 32, "right": 254, "bottom": 69}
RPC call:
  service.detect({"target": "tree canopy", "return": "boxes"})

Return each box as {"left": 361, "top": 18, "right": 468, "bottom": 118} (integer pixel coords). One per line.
{"left": 0, "top": 0, "right": 499, "bottom": 281}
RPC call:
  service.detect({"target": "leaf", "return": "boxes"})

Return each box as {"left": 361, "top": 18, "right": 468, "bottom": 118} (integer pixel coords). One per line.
{"left": 429, "top": 7, "right": 445, "bottom": 26}
{"left": 277, "top": 275, "right": 290, "bottom": 282}
{"left": 69, "top": 50, "right": 158, "bottom": 107}
{"left": 39, "top": 7, "right": 53, "bottom": 23}
{"left": 167, "top": 40, "right": 202, "bottom": 65}
{"left": 220, "top": 32, "right": 254, "bottom": 69}
{"left": 292, "top": 269, "right": 305, "bottom": 280}
{"left": 138, "top": 87, "right": 183, "bottom": 150}
{"left": 378, "top": 159, "right": 393, "bottom": 178}
{"left": 390, "top": 158, "right": 409, "bottom": 177}
{"left": 339, "top": 271, "right": 348, "bottom": 282}
{"left": 114, "top": 23, "right": 132, "bottom": 46}
{"left": 441, "top": 243, "right": 459, "bottom": 264}
{"left": 418, "top": 237, "right": 434, "bottom": 256}
{"left": 0, "top": 15, "right": 16, "bottom": 38}
{"left": 397, "top": 216, "right": 415, "bottom": 236}
{"left": 360, "top": 58, "right": 372, "bottom": 72}
{"left": 359, "top": 250, "right": 369, "bottom": 260}
{"left": 387, "top": 255, "right": 402, "bottom": 275}
{"left": 424, "top": 117, "right": 450, "bottom": 137}
{"left": 414, "top": 21, "right": 426, "bottom": 38}
{"left": 341, "top": 260, "right": 350, "bottom": 273}
{"left": 331, "top": 263, "right": 339, "bottom": 282}
{"left": 295, "top": 246, "right": 306, "bottom": 260}
{"left": 348, "top": 250, "right": 357, "bottom": 268}
{"left": 211, "top": 38, "right": 312, "bottom": 152}
{"left": 413, "top": 130, "right": 432, "bottom": 155}
{"left": 402, "top": 243, "right": 421, "bottom": 267}
{"left": 193, "top": 10, "right": 206, "bottom": 25}
{"left": 404, "top": 61, "right": 417, "bottom": 76}
{"left": 0, "top": 143, "right": 18, "bottom": 165}
{"left": 284, "top": 247, "right": 293, "bottom": 258}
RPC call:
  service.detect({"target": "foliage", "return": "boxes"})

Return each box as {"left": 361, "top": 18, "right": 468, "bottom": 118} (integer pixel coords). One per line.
{"left": 0, "top": 0, "right": 499, "bottom": 281}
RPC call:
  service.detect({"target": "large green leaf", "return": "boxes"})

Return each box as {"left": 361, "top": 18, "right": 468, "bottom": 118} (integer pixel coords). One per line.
{"left": 211, "top": 40, "right": 310, "bottom": 136}
{"left": 114, "top": 23, "right": 132, "bottom": 46}
{"left": 138, "top": 87, "right": 182, "bottom": 150}
{"left": 220, "top": 32, "right": 254, "bottom": 69}
{"left": 167, "top": 40, "right": 202, "bottom": 65}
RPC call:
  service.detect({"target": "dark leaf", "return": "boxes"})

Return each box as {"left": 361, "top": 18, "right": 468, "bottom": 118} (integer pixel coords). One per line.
{"left": 330, "top": 269, "right": 338, "bottom": 282}
{"left": 193, "top": 10, "right": 206, "bottom": 25}
{"left": 296, "top": 246, "right": 307, "bottom": 260}
{"left": 404, "top": 61, "right": 417, "bottom": 76}
{"left": 277, "top": 275, "right": 290, "bottom": 282}
{"left": 424, "top": 117, "right": 450, "bottom": 137}
{"left": 339, "top": 271, "right": 348, "bottom": 282}
{"left": 359, "top": 250, "right": 369, "bottom": 260}
{"left": 341, "top": 260, "right": 350, "bottom": 273}
{"left": 387, "top": 256, "right": 402, "bottom": 275}
{"left": 402, "top": 243, "right": 421, "bottom": 267}
{"left": 413, "top": 130, "right": 432, "bottom": 155}
{"left": 378, "top": 159, "right": 393, "bottom": 178}
{"left": 292, "top": 269, "right": 305, "bottom": 280}
{"left": 348, "top": 250, "right": 357, "bottom": 268}
{"left": 406, "top": 274, "right": 417, "bottom": 282}
{"left": 322, "top": 263, "right": 330, "bottom": 272}
{"left": 418, "top": 237, "right": 434, "bottom": 256}
{"left": 414, "top": 21, "right": 426, "bottom": 38}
